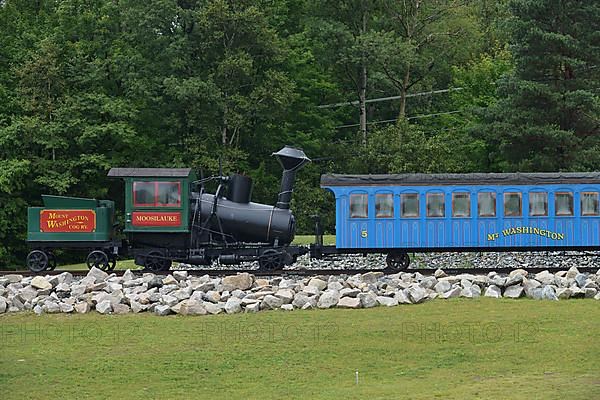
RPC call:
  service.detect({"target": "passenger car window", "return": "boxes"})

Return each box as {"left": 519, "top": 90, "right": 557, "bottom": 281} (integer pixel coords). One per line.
{"left": 401, "top": 193, "right": 419, "bottom": 218}
{"left": 452, "top": 193, "right": 470, "bottom": 217}
{"left": 134, "top": 181, "right": 156, "bottom": 206}
{"left": 555, "top": 192, "right": 574, "bottom": 216}
{"left": 350, "top": 194, "right": 368, "bottom": 218}
{"left": 478, "top": 192, "right": 496, "bottom": 217}
{"left": 504, "top": 192, "right": 522, "bottom": 217}
{"left": 529, "top": 192, "right": 548, "bottom": 216}
{"left": 426, "top": 193, "right": 445, "bottom": 218}
{"left": 375, "top": 194, "right": 394, "bottom": 218}
{"left": 582, "top": 192, "right": 599, "bottom": 216}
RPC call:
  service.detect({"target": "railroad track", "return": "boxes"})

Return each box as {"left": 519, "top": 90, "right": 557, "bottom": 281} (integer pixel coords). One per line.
{"left": 1, "top": 266, "right": 599, "bottom": 277}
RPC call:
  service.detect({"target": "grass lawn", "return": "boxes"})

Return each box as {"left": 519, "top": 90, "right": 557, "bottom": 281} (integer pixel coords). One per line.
{"left": 1, "top": 298, "right": 599, "bottom": 399}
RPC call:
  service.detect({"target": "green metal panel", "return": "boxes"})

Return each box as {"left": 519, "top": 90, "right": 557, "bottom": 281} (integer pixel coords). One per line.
{"left": 27, "top": 199, "right": 115, "bottom": 242}
{"left": 42, "top": 195, "right": 98, "bottom": 208}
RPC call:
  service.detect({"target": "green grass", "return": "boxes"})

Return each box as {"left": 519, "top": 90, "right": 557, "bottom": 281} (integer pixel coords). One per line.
{"left": 1, "top": 298, "right": 599, "bottom": 399}
{"left": 293, "top": 234, "right": 335, "bottom": 245}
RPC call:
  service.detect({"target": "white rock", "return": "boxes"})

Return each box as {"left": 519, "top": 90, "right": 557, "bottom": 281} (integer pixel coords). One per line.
{"left": 443, "top": 287, "right": 462, "bottom": 299}
{"left": 504, "top": 285, "right": 524, "bottom": 299}
{"left": 542, "top": 286, "right": 558, "bottom": 301}
{"left": 222, "top": 273, "right": 254, "bottom": 290}
{"left": 162, "top": 275, "right": 178, "bottom": 286}
{"left": 395, "top": 290, "right": 412, "bottom": 304}
{"left": 556, "top": 287, "right": 571, "bottom": 299}
{"left": 281, "top": 304, "right": 294, "bottom": 311}
{"left": 74, "top": 302, "right": 90, "bottom": 313}
{"left": 154, "top": 304, "right": 172, "bottom": 316}
{"left": 484, "top": 285, "right": 502, "bottom": 298}
{"left": 307, "top": 278, "right": 327, "bottom": 291}
{"left": 434, "top": 269, "right": 447, "bottom": 278}
{"left": 376, "top": 296, "right": 398, "bottom": 307}
{"left": 180, "top": 300, "right": 207, "bottom": 315}
{"left": 31, "top": 276, "right": 52, "bottom": 291}
{"left": 337, "top": 297, "right": 361, "bottom": 309}
{"left": 113, "top": 304, "right": 131, "bottom": 314}
{"left": 262, "top": 295, "right": 283, "bottom": 310}
{"left": 358, "top": 292, "right": 378, "bottom": 308}
{"left": 59, "top": 303, "right": 74, "bottom": 313}
{"left": 224, "top": 298, "right": 242, "bottom": 314}
{"left": 566, "top": 266, "right": 580, "bottom": 279}
{"left": 434, "top": 281, "right": 452, "bottom": 294}
{"left": 361, "top": 271, "right": 384, "bottom": 284}
{"left": 96, "top": 300, "right": 112, "bottom": 314}
{"left": 275, "top": 289, "right": 295, "bottom": 304}
{"left": 317, "top": 290, "right": 340, "bottom": 309}
{"left": 0, "top": 297, "right": 6, "bottom": 313}
{"left": 245, "top": 302, "right": 260, "bottom": 313}
{"left": 407, "top": 286, "right": 427, "bottom": 303}
{"left": 87, "top": 267, "right": 109, "bottom": 283}
{"left": 173, "top": 271, "right": 188, "bottom": 281}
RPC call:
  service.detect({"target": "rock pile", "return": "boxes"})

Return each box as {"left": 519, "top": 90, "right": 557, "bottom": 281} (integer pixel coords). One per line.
{"left": 0, "top": 266, "right": 599, "bottom": 316}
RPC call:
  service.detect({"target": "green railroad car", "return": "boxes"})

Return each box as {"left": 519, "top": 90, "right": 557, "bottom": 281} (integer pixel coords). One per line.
{"left": 26, "top": 195, "right": 121, "bottom": 272}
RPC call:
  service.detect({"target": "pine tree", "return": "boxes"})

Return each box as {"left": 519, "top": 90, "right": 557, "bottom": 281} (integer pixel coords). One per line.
{"left": 481, "top": 0, "right": 600, "bottom": 171}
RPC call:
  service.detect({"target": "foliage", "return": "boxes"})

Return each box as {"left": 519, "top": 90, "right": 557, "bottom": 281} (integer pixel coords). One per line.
{"left": 0, "top": 0, "right": 598, "bottom": 264}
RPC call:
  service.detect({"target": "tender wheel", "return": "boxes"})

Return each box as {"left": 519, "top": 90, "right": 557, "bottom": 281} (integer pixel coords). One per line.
{"left": 259, "top": 249, "right": 284, "bottom": 271}
{"left": 27, "top": 250, "right": 49, "bottom": 273}
{"left": 386, "top": 253, "right": 410, "bottom": 271}
{"left": 46, "top": 253, "right": 57, "bottom": 271}
{"left": 144, "top": 251, "right": 171, "bottom": 273}
{"left": 107, "top": 255, "right": 117, "bottom": 272}
{"left": 86, "top": 250, "right": 111, "bottom": 271}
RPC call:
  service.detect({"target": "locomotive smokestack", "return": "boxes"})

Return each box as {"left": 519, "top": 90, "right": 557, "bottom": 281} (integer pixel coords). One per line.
{"left": 273, "top": 146, "right": 311, "bottom": 209}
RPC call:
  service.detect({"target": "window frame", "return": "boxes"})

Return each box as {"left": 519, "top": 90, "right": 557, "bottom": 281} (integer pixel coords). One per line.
{"left": 555, "top": 192, "right": 574, "bottom": 216}
{"left": 528, "top": 191, "right": 548, "bottom": 217}
{"left": 503, "top": 192, "right": 522, "bottom": 217}
{"left": 451, "top": 192, "right": 471, "bottom": 218}
{"left": 426, "top": 192, "right": 445, "bottom": 218}
{"left": 349, "top": 193, "right": 369, "bottom": 219}
{"left": 581, "top": 192, "right": 600, "bottom": 216}
{"left": 133, "top": 181, "right": 182, "bottom": 208}
{"left": 400, "top": 193, "right": 419, "bottom": 218}
{"left": 477, "top": 192, "right": 496, "bottom": 217}
{"left": 375, "top": 193, "right": 394, "bottom": 218}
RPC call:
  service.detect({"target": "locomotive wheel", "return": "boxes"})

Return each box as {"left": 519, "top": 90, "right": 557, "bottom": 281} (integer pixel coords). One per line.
{"left": 145, "top": 251, "right": 171, "bottom": 273}
{"left": 385, "top": 252, "right": 410, "bottom": 271}
{"left": 86, "top": 250, "right": 111, "bottom": 271}
{"left": 259, "top": 249, "right": 284, "bottom": 271}
{"left": 46, "top": 253, "right": 57, "bottom": 271}
{"left": 27, "top": 250, "right": 49, "bottom": 273}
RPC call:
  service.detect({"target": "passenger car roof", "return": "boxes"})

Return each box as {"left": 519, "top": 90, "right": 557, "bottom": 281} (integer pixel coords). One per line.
{"left": 107, "top": 168, "right": 193, "bottom": 178}
{"left": 321, "top": 172, "right": 600, "bottom": 186}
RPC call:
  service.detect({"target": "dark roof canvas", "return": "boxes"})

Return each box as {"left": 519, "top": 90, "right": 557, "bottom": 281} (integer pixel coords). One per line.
{"left": 321, "top": 172, "right": 600, "bottom": 186}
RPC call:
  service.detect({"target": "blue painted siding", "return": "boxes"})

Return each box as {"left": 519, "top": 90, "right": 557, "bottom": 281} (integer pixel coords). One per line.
{"left": 324, "top": 183, "right": 600, "bottom": 250}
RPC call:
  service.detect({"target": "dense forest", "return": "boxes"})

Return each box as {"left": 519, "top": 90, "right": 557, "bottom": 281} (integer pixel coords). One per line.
{"left": 0, "top": 0, "right": 599, "bottom": 266}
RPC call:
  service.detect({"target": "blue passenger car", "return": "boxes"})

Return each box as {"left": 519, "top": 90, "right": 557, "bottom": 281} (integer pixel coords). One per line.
{"left": 319, "top": 173, "right": 600, "bottom": 268}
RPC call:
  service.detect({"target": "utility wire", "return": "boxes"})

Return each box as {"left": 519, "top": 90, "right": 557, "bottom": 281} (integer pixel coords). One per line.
{"left": 318, "top": 88, "right": 464, "bottom": 109}
{"left": 335, "top": 110, "right": 465, "bottom": 129}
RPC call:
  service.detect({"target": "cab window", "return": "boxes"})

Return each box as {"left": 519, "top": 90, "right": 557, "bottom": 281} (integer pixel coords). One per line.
{"left": 504, "top": 192, "right": 522, "bottom": 217}
{"left": 401, "top": 193, "right": 419, "bottom": 218}
{"left": 350, "top": 194, "right": 368, "bottom": 218}
{"left": 582, "top": 192, "right": 600, "bottom": 216}
{"left": 426, "top": 193, "right": 445, "bottom": 218}
{"left": 134, "top": 181, "right": 181, "bottom": 207}
{"left": 375, "top": 194, "right": 394, "bottom": 218}
{"left": 452, "top": 192, "right": 470, "bottom": 217}
{"left": 555, "top": 192, "right": 574, "bottom": 216}
{"left": 529, "top": 192, "right": 548, "bottom": 216}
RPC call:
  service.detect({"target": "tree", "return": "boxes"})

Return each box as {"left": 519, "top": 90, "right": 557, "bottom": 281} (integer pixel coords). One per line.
{"left": 480, "top": 0, "right": 600, "bottom": 171}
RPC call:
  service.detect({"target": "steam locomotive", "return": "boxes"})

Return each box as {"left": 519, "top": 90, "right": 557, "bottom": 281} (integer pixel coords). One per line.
{"left": 26, "top": 146, "right": 311, "bottom": 273}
